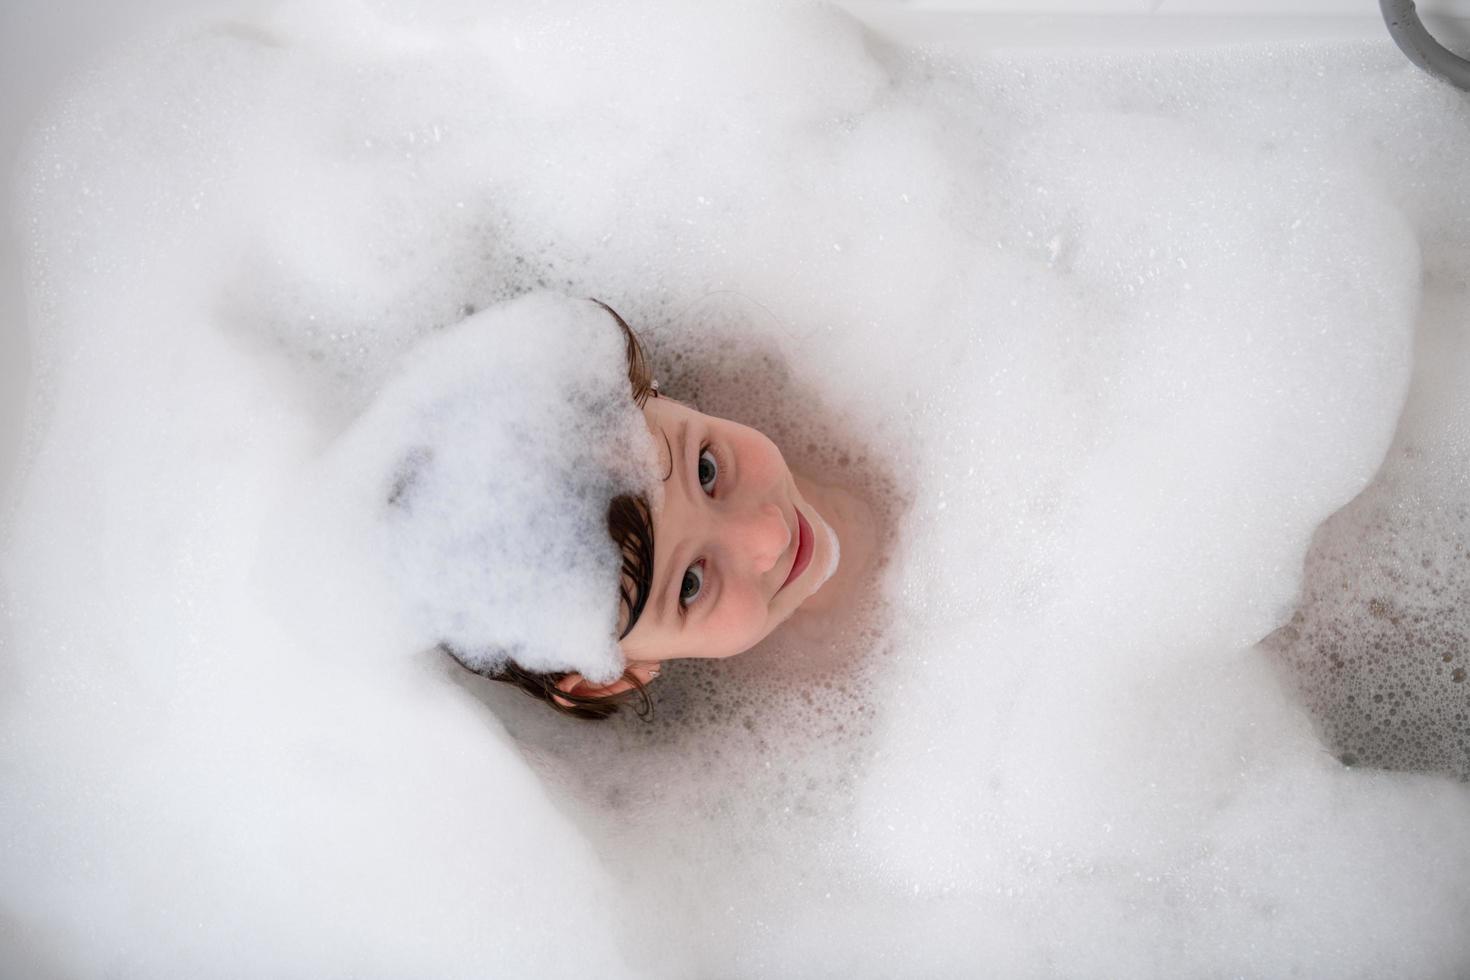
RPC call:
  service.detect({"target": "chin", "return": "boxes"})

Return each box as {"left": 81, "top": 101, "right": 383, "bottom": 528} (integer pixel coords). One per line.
{"left": 809, "top": 512, "right": 841, "bottom": 589}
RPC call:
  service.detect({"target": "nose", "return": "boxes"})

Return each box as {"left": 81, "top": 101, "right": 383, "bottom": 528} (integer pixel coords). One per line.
{"left": 723, "top": 501, "right": 790, "bottom": 576}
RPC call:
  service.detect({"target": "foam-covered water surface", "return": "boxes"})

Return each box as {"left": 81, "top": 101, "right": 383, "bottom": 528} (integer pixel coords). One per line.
{"left": 1264, "top": 276, "right": 1470, "bottom": 779}
{"left": 4, "top": 1, "right": 1470, "bottom": 975}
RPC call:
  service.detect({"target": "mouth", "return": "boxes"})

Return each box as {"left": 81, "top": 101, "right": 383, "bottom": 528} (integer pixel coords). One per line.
{"left": 777, "top": 508, "right": 814, "bottom": 596}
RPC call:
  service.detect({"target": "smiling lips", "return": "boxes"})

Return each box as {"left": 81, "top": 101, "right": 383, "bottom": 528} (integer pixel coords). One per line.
{"left": 778, "top": 508, "right": 814, "bottom": 596}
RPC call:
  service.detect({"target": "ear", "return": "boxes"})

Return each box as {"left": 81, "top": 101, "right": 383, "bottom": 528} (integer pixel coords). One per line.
{"left": 551, "top": 663, "right": 659, "bottom": 710}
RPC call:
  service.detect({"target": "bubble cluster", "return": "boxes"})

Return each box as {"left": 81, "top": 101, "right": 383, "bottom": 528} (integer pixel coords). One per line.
{"left": 361, "top": 292, "right": 661, "bottom": 683}
{"left": 1265, "top": 279, "right": 1470, "bottom": 779}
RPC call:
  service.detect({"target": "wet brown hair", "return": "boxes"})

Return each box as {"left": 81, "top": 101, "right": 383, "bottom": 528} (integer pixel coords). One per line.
{"left": 444, "top": 298, "right": 660, "bottom": 721}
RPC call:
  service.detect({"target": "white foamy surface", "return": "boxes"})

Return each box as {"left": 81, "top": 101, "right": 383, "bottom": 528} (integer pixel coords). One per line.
{"left": 3, "top": 2, "right": 1470, "bottom": 976}
{"left": 367, "top": 292, "right": 659, "bottom": 683}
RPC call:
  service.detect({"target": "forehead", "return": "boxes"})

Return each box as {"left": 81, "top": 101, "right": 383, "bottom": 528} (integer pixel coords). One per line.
{"left": 618, "top": 396, "right": 700, "bottom": 656}
{"left": 642, "top": 397, "right": 702, "bottom": 485}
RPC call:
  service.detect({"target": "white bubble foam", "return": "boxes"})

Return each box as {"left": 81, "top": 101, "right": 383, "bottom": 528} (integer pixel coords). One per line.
{"left": 359, "top": 292, "right": 659, "bottom": 682}
{"left": 4, "top": 1, "right": 1470, "bottom": 977}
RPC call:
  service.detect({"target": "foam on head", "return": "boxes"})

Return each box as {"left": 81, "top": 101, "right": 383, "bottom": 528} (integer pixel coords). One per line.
{"left": 363, "top": 292, "right": 660, "bottom": 682}
{"left": 4, "top": 0, "right": 1470, "bottom": 976}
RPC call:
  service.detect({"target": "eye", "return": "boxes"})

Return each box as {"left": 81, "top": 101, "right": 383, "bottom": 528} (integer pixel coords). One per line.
{"left": 697, "top": 446, "right": 719, "bottom": 495}
{"left": 680, "top": 560, "right": 705, "bottom": 607}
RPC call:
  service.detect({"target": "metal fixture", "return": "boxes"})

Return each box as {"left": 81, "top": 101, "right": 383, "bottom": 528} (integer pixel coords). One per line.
{"left": 1381, "top": 0, "right": 1470, "bottom": 91}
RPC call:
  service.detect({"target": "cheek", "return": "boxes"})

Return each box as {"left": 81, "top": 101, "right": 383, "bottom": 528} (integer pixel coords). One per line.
{"left": 707, "top": 585, "right": 777, "bottom": 657}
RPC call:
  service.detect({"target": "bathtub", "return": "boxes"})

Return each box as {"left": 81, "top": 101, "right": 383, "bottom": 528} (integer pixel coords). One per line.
{"left": 3, "top": 2, "right": 1469, "bottom": 976}
{"left": 3, "top": 0, "right": 1469, "bottom": 506}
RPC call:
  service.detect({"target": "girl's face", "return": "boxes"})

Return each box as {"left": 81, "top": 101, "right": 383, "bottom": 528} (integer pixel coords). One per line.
{"left": 616, "top": 395, "right": 837, "bottom": 665}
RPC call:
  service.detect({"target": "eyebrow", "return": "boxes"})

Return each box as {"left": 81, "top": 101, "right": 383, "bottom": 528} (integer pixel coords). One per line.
{"left": 651, "top": 419, "right": 692, "bottom": 629}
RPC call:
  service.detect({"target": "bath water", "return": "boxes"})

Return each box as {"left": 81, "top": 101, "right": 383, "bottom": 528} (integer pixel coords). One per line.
{"left": 3, "top": 1, "right": 1469, "bottom": 976}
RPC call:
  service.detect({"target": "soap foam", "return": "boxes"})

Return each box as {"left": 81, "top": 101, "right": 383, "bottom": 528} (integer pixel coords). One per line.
{"left": 3, "top": 2, "right": 1470, "bottom": 977}
{"left": 365, "top": 292, "right": 659, "bottom": 683}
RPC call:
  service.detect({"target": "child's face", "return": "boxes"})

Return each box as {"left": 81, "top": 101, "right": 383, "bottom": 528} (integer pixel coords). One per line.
{"left": 616, "top": 395, "right": 837, "bottom": 665}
